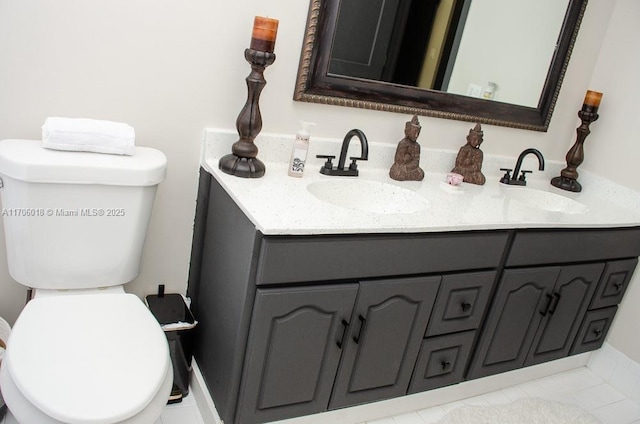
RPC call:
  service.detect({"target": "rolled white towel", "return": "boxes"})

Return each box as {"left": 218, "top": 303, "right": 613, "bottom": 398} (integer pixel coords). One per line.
{"left": 42, "top": 117, "right": 136, "bottom": 155}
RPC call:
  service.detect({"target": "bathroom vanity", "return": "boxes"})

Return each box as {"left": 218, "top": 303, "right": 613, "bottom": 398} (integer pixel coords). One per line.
{"left": 188, "top": 130, "right": 640, "bottom": 424}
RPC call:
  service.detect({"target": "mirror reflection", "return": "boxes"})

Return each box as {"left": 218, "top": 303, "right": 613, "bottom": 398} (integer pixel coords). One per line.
{"left": 329, "top": 0, "right": 569, "bottom": 108}
{"left": 294, "top": 0, "right": 588, "bottom": 131}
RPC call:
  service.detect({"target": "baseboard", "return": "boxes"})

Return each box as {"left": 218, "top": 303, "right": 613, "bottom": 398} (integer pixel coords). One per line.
{"left": 190, "top": 360, "right": 223, "bottom": 424}
{"left": 588, "top": 342, "right": 640, "bottom": 402}
{"left": 191, "top": 353, "right": 590, "bottom": 424}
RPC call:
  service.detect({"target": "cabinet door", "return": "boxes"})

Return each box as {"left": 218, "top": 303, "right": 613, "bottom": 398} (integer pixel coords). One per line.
{"left": 329, "top": 276, "right": 441, "bottom": 409}
{"left": 525, "top": 263, "right": 603, "bottom": 366}
{"left": 467, "top": 267, "right": 559, "bottom": 380}
{"left": 328, "top": 0, "right": 403, "bottom": 80}
{"left": 236, "top": 284, "right": 358, "bottom": 424}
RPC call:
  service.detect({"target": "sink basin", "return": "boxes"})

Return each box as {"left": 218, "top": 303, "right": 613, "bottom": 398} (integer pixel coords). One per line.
{"left": 307, "top": 179, "right": 428, "bottom": 214}
{"left": 505, "top": 187, "right": 588, "bottom": 215}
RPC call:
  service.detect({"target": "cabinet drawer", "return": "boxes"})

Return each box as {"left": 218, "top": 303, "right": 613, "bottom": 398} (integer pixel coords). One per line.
{"left": 590, "top": 259, "right": 638, "bottom": 309}
{"left": 408, "top": 331, "right": 475, "bottom": 394}
{"left": 426, "top": 271, "right": 496, "bottom": 337}
{"left": 571, "top": 306, "right": 617, "bottom": 355}
{"left": 506, "top": 228, "right": 640, "bottom": 267}
{"left": 256, "top": 232, "right": 509, "bottom": 285}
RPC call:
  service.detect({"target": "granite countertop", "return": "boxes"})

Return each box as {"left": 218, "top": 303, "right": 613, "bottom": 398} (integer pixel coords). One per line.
{"left": 202, "top": 129, "right": 640, "bottom": 235}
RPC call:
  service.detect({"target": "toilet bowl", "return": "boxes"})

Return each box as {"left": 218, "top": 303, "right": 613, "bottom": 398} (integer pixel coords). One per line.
{"left": 0, "top": 290, "right": 173, "bottom": 424}
{"left": 0, "top": 139, "right": 170, "bottom": 423}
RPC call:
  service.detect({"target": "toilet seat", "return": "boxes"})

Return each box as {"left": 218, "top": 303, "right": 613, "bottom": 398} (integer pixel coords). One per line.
{"left": 4, "top": 293, "right": 170, "bottom": 424}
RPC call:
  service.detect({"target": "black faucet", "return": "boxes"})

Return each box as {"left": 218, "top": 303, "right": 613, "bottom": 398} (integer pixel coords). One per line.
{"left": 317, "top": 129, "right": 369, "bottom": 176}
{"left": 500, "top": 148, "right": 545, "bottom": 186}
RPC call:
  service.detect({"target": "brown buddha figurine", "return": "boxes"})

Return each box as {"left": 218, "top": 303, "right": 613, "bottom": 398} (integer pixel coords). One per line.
{"left": 390, "top": 115, "right": 424, "bottom": 181}
{"left": 451, "top": 123, "right": 486, "bottom": 185}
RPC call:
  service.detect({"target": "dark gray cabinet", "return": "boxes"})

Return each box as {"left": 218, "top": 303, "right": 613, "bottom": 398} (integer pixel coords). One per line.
{"left": 467, "top": 267, "right": 559, "bottom": 379}
{"left": 235, "top": 285, "right": 358, "bottom": 424}
{"left": 590, "top": 258, "right": 638, "bottom": 309}
{"left": 426, "top": 271, "right": 496, "bottom": 337}
{"left": 571, "top": 258, "right": 638, "bottom": 354}
{"left": 571, "top": 306, "right": 618, "bottom": 354}
{"left": 255, "top": 231, "right": 508, "bottom": 285}
{"left": 468, "top": 263, "right": 605, "bottom": 379}
{"left": 189, "top": 170, "right": 640, "bottom": 424}
{"left": 409, "top": 271, "right": 497, "bottom": 393}
{"left": 329, "top": 276, "right": 440, "bottom": 409}
{"left": 236, "top": 276, "right": 441, "bottom": 422}
{"left": 409, "top": 331, "right": 476, "bottom": 393}
{"left": 525, "top": 263, "right": 603, "bottom": 366}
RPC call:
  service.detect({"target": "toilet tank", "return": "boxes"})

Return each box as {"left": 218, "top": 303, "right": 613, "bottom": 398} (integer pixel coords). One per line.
{"left": 0, "top": 139, "right": 167, "bottom": 289}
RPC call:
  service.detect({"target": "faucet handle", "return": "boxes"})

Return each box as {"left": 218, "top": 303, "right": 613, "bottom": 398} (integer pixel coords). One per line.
{"left": 349, "top": 156, "right": 367, "bottom": 172}
{"left": 316, "top": 154, "right": 335, "bottom": 170}
{"left": 518, "top": 170, "right": 532, "bottom": 182}
{"left": 499, "top": 168, "right": 513, "bottom": 184}
{"left": 349, "top": 155, "right": 367, "bottom": 163}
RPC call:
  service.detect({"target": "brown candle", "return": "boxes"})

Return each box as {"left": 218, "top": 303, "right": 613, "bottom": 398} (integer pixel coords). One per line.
{"left": 582, "top": 90, "right": 603, "bottom": 112}
{"left": 250, "top": 16, "right": 279, "bottom": 53}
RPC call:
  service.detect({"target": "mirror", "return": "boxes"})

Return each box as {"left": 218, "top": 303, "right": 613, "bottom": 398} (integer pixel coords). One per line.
{"left": 294, "top": 0, "right": 588, "bottom": 131}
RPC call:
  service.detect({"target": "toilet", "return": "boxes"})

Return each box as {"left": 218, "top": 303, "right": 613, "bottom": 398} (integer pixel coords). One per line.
{"left": 0, "top": 139, "right": 172, "bottom": 424}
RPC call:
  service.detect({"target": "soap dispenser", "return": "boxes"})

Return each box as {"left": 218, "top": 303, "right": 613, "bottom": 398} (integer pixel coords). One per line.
{"left": 288, "top": 121, "right": 316, "bottom": 177}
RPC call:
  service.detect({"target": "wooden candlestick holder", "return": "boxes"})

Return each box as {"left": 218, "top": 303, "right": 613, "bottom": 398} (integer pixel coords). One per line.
{"left": 219, "top": 48, "right": 276, "bottom": 178}
{"left": 550, "top": 108, "right": 599, "bottom": 192}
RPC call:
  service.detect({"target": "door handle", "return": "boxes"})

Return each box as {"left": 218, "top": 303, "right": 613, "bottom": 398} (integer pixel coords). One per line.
{"left": 336, "top": 319, "right": 349, "bottom": 349}
{"left": 548, "top": 293, "right": 561, "bottom": 314}
{"left": 353, "top": 315, "right": 366, "bottom": 344}
{"left": 540, "top": 293, "right": 553, "bottom": 316}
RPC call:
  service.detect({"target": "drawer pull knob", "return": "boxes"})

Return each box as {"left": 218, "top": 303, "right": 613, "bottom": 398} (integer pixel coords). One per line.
{"left": 613, "top": 282, "right": 624, "bottom": 291}
{"left": 441, "top": 360, "right": 451, "bottom": 370}
{"left": 461, "top": 302, "right": 471, "bottom": 312}
{"left": 593, "top": 328, "right": 603, "bottom": 338}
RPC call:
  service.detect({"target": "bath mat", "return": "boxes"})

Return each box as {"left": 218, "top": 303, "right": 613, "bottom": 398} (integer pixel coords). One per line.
{"left": 434, "top": 397, "right": 602, "bottom": 424}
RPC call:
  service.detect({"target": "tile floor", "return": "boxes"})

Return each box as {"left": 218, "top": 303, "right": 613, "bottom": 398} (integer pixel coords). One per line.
{"left": 2, "top": 367, "right": 639, "bottom": 424}
{"left": 366, "top": 367, "right": 640, "bottom": 424}
{"left": 154, "top": 393, "right": 207, "bottom": 424}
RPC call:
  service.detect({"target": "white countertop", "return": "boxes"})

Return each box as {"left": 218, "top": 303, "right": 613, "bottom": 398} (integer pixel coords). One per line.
{"left": 202, "top": 129, "right": 640, "bottom": 235}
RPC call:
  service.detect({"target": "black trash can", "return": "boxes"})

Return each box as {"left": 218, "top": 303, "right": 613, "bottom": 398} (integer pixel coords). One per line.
{"left": 146, "top": 287, "right": 197, "bottom": 404}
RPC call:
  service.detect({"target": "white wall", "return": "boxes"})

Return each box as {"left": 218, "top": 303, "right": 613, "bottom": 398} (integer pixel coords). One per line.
{"left": 0, "top": 0, "right": 632, "bottom": 362}
{"left": 583, "top": 0, "right": 640, "bottom": 362}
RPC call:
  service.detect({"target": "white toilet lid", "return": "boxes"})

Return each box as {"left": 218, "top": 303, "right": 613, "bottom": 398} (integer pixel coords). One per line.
{"left": 6, "top": 293, "right": 170, "bottom": 424}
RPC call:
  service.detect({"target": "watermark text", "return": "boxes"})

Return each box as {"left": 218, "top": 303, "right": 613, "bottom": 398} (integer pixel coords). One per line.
{"left": 1, "top": 208, "right": 126, "bottom": 217}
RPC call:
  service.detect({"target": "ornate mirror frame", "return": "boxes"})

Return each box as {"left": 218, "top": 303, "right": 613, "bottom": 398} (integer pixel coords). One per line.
{"left": 293, "top": 0, "right": 588, "bottom": 132}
